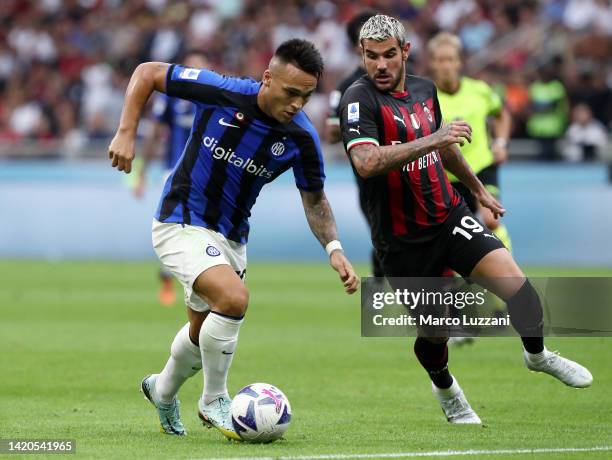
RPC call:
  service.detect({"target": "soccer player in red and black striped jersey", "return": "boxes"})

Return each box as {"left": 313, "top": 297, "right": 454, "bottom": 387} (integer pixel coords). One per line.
{"left": 340, "top": 15, "right": 592, "bottom": 425}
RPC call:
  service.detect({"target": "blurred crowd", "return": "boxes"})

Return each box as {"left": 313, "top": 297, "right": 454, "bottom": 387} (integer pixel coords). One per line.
{"left": 0, "top": 0, "right": 611, "bottom": 161}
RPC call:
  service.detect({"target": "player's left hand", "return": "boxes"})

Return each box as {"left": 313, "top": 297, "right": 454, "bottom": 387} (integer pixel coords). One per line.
{"left": 329, "top": 251, "right": 360, "bottom": 294}
{"left": 492, "top": 141, "right": 508, "bottom": 164}
{"left": 475, "top": 188, "right": 505, "bottom": 219}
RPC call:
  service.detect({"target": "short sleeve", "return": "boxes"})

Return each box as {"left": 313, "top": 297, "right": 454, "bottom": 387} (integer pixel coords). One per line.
{"left": 484, "top": 83, "right": 503, "bottom": 117}
{"left": 165, "top": 64, "right": 256, "bottom": 104}
{"left": 291, "top": 120, "right": 326, "bottom": 192}
{"left": 339, "top": 84, "right": 380, "bottom": 153}
{"left": 151, "top": 93, "right": 171, "bottom": 124}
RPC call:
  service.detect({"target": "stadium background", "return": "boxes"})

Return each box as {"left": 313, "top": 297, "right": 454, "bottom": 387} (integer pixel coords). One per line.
{"left": 0, "top": 0, "right": 611, "bottom": 265}
{"left": 1, "top": 1, "right": 612, "bottom": 459}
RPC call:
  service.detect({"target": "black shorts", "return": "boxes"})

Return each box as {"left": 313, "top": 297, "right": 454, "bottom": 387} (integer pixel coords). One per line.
{"left": 378, "top": 204, "right": 505, "bottom": 278}
{"left": 452, "top": 164, "right": 500, "bottom": 213}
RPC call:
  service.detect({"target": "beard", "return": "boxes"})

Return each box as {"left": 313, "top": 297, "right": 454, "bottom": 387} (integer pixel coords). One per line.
{"left": 371, "top": 68, "right": 404, "bottom": 92}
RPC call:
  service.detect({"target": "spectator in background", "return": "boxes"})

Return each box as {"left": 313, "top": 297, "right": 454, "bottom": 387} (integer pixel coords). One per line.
{"left": 504, "top": 71, "right": 530, "bottom": 137}
{"left": 433, "top": 0, "right": 476, "bottom": 31}
{"left": 564, "top": 0, "right": 612, "bottom": 35}
{"left": 564, "top": 103, "right": 609, "bottom": 162}
{"left": 0, "top": 0, "right": 609, "bottom": 165}
{"left": 527, "top": 63, "right": 569, "bottom": 160}
{"left": 568, "top": 70, "right": 612, "bottom": 128}
{"left": 458, "top": 7, "right": 494, "bottom": 52}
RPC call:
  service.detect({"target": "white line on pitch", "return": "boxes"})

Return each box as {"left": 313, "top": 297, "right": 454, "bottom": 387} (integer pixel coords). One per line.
{"left": 197, "top": 445, "right": 612, "bottom": 460}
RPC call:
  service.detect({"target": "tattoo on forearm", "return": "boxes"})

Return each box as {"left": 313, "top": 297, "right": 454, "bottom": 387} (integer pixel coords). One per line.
{"left": 351, "top": 136, "right": 436, "bottom": 177}
{"left": 301, "top": 191, "right": 338, "bottom": 247}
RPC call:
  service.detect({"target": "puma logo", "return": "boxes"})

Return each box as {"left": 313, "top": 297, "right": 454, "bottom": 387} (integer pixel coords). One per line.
{"left": 393, "top": 115, "right": 406, "bottom": 127}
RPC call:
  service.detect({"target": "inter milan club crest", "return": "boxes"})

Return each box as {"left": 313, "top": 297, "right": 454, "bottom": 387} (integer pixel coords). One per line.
{"left": 206, "top": 245, "right": 221, "bottom": 257}
{"left": 235, "top": 112, "right": 245, "bottom": 121}
{"left": 423, "top": 104, "right": 434, "bottom": 123}
{"left": 410, "top": 112, "right": 420, "bottom": 130}
{"left": 270, "top": 141, "right": 285, "bottom": 156}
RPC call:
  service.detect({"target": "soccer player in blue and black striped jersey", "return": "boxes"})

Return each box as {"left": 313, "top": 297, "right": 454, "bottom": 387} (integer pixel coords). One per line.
{"left": 134, "top": 49, "right": 209, "bottom": 307}
{"left": 108, "top": 39, "right": 359, "bottom": 439}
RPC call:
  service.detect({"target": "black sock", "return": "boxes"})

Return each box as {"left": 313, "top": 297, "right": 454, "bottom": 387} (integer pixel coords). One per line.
{"left": 506, "top": 279, "right": 544, "bottom": 354}
{"left": 521, "top": 336, "right": 544, "bottom": 354}
{"left": 414, "top": 337, "right": 453, "bottom": 389}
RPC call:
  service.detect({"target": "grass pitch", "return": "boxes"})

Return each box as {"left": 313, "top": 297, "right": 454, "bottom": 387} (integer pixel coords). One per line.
{"left": 0, "top": 261, "right": 611, "bottom": 459}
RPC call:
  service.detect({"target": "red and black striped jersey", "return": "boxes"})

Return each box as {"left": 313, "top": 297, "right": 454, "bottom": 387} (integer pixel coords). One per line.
{"left": 339, "top": 74, "right": 462, "bottom": 251}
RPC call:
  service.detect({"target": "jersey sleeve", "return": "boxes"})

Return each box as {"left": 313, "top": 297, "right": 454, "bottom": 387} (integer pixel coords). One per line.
{"left": 292, "top": 121, "right": 326, "bottom": 192}
{"left": 339, "top": 84, "right": 380, "bottom": 152}
{"left": 151, "top": 93, "right": 171, "bottom": 124}
{"left": 484, "top": 82, "right": 503, "bottom": 117}
{"left": 165, "top": 64, "right": 253, "bottom": 104}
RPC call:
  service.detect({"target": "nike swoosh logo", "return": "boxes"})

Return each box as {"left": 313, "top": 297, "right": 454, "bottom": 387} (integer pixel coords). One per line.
{"left": 221, "top": 351, "right": 234, "bottom": 355}
{"left": 219, "top": 118, "right": 239, "bottom": 128}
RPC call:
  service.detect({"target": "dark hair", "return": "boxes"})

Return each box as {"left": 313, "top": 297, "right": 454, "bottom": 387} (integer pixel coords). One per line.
{"left": 347, "top": 10, "right": 377, "bottom": 47}
{"left": 274, "top": 38, "right": 324, "bottom": 79}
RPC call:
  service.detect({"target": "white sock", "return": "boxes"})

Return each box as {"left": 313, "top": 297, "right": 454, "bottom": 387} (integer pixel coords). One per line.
{"left": 199, "top": 312, "right": 243, "bottom": 404}
{"left": 433, "top": 376, "right": 460, "bottom": 399}
{"left": 156, "top": 323, "right": 202, "bottom": 404}
{"left": 525, "top": 346, "right": 548, "bottom": 363}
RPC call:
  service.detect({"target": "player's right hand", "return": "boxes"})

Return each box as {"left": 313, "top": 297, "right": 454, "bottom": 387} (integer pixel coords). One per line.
{"left": 434, "top": 121, "right": 472, "bottom": 148}
{"left": 108, "top": 130, "right": 136, "bottom": 174}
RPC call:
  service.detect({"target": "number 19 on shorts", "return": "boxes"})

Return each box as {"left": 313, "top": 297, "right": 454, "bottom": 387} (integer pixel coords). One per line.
{"left": 452, "top": 216, "right": 484, "bottom": 240}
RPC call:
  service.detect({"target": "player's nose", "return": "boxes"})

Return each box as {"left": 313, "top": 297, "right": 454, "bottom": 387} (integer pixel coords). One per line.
{"left": 290, "top": 100, "right": 302, "bottom": 111}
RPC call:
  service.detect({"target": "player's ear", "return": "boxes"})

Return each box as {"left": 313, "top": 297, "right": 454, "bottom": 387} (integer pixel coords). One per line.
{"left": 402, "top": 42, "right": 411, "bottom": 62}
{"left": 359, "top": 44, "right": 366, "bottom": 66}
{"left": 262, "top": 69, "right": 272, "bottom": 87}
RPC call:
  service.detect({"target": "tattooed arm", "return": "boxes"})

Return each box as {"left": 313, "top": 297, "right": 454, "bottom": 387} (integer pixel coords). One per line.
{"left": 350, "top": 120, "right": 473, "bottom": 179}
{"left": 300, "top": 189, "right": 359, "bottom": 294}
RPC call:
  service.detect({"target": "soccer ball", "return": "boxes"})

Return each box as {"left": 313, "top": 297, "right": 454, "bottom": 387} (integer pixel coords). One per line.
{"left": 231, "top": 383, "right": 292, "bottom": 443}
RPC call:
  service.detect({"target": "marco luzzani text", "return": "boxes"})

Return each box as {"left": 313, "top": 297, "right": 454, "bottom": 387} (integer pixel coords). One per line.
{"left": 370, "top": 288, "right": 511, "bottom": 327}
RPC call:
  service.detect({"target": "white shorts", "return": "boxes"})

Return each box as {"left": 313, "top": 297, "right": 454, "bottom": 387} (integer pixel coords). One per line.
{"left": 152, "top": 219, "right": 247, "bottom": 312}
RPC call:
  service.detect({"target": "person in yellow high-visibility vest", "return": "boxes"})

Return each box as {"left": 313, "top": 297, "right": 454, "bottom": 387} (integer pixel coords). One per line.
{"left": 428, "top": 32, "right": 513, "bottom": 253}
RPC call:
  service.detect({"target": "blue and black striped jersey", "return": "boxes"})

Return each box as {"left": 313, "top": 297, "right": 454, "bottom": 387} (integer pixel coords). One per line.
{"left": 155, "top": 64, "right": 326, "bottom": 244}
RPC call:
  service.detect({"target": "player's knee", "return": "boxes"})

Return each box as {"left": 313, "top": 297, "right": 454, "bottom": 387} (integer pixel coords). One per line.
{"left": 215, "top": 287, "right": 249, "bottom": 317}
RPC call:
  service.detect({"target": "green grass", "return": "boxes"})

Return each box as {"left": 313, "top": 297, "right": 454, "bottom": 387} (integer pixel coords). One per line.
{"left": 0, "top": 261, "right": 611, "bottom": 459}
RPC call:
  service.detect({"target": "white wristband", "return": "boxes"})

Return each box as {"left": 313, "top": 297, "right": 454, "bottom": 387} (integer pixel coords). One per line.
{"left": 493, "top": 138, "right": 508, "bottom": 148}
{"left": 325, "top": 240, "right": 343, "bottom": 256}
